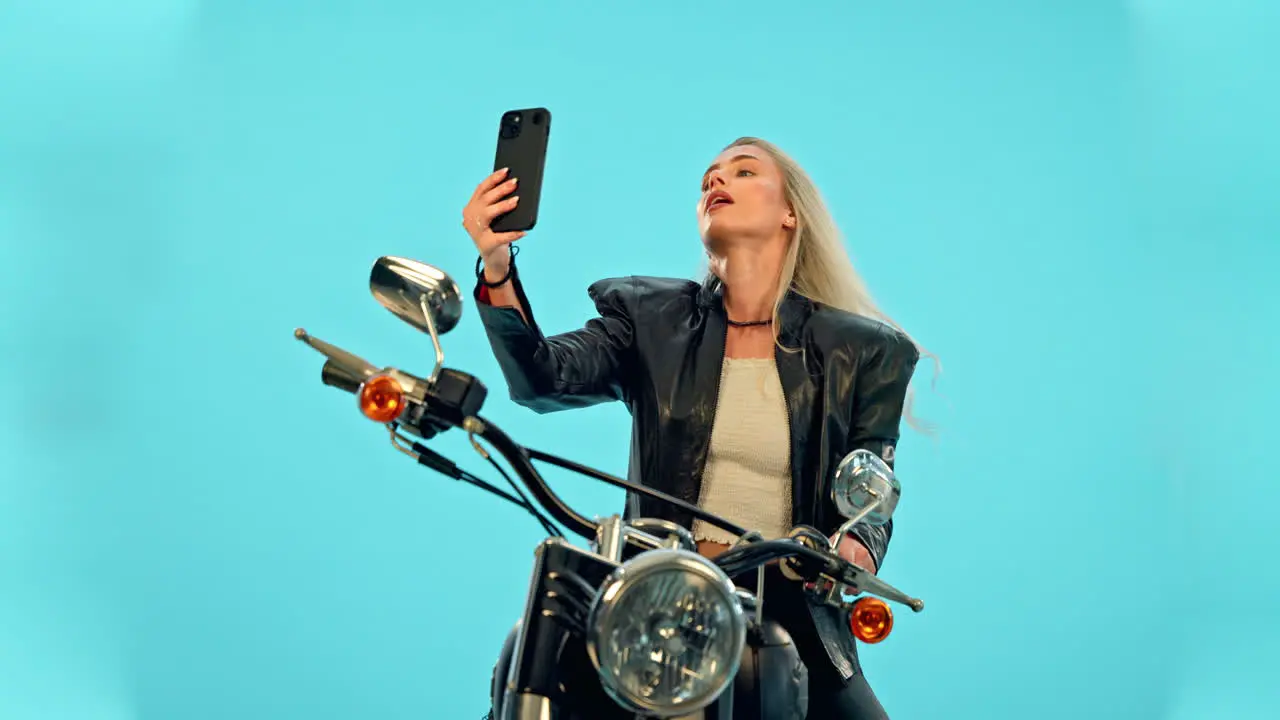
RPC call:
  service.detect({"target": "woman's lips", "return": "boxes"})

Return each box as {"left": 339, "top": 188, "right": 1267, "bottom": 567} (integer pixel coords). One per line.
{"left": 705, "top": 190, "right": 734, "bottom": 213}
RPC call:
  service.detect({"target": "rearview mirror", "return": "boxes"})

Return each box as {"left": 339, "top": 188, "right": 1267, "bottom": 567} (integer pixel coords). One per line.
{"left": 830, "top": 449, "right": 900, "bottom": 527}
{"left": 369, "top": 257, "right": 462, "bottom": 382}
{"left": 370, "top": 257, "right": 463, "bottom": 336}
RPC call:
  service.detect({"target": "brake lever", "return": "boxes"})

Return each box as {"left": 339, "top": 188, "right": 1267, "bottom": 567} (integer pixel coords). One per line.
{"left": 779, "top": 528, "right": 924, "bottom": 612}
{"left": 819, "top": 562, "right": 925, "bottom": 613}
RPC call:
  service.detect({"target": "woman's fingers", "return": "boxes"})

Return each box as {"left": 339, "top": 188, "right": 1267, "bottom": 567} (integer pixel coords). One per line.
{"left": 480, "top": 176, "right": 518, "bottom": 206}
{"left": 479, "top": 194, "right": 520, "bottom": 223}
{"left": 462, "top": 188, "right": 517, "bottom": 230}
{"left": 469, "top": 167, "right": 509, "bottom": 202}
{"left": 462, "top": 170, "right": 523, "bottom": 253}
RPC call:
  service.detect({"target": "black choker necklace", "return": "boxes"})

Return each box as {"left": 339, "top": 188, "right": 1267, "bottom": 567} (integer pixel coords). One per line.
{"left": 726, "top": 317, "right": 773, "bottom": 328}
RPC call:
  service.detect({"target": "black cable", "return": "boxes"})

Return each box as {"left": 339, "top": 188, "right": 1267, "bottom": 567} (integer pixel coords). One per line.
{"left": 471, "top": 418, "right": 597, "bottom": 538}
{"left": 456, "top": 470, "right": 528, "bottom": 507}
{"left": 478, "top": 449, "right": 564, "bottom": 538}
{"left": 409, "top": 438, "right": 562, "bottom": 538}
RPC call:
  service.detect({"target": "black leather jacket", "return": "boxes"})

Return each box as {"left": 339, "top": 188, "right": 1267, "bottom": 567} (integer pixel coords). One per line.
{"left": 474, "top": 266, "right": 920, "bottom": 683}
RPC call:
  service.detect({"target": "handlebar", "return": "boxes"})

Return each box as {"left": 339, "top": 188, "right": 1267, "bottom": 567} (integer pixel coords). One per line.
{"left": 295, "top": 328, "right": 924, "bottom": 614}
{"left": 298, "top": 328, "right": 750, "bottom": 543}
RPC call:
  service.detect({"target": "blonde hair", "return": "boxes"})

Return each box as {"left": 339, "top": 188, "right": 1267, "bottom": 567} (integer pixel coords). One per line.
{"left": 711, "top": 136, "right": 938, "bottom": 432}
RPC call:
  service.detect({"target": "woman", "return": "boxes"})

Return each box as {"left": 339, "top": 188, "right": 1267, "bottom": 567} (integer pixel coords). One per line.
{"left": 464, "top": 137, "right": 922, "bottom": 718}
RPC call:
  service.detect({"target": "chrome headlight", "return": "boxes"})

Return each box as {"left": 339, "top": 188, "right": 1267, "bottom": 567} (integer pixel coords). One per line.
{"left": 585, "top": 549, "right": 746, "bottom": 717}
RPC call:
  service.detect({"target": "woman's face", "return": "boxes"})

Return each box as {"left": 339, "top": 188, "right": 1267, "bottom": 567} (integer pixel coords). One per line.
{"left": 698, "top": 144, "right": 795, "bottom": 249}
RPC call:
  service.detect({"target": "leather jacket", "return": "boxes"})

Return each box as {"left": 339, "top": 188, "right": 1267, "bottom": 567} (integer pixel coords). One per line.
{"left": 474, "top": 265, "right": 920, "bottom": 684}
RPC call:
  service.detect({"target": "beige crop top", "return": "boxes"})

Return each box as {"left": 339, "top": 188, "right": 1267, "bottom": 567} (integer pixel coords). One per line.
{"left": 690, "top": 357, "right": 794, "bottom": 545}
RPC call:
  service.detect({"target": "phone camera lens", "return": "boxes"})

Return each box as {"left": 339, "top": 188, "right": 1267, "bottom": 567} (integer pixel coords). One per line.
{"left": 501, "top": 113, "right": 523, "bottom": 139}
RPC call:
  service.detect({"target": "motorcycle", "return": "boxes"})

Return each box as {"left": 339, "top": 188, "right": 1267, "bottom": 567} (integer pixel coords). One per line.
{"left": 294, "top": 256, "right": 925, "bottom": 719}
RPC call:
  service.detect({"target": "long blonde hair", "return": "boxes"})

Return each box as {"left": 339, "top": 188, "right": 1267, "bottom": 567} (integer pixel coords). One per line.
{"left": 711, "top": 136, "right": 938, "bottom": 432}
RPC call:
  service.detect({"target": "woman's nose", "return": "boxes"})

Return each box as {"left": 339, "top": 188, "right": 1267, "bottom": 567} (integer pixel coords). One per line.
{"left": 706, "top": 170, "right": 726, "bottom": 187}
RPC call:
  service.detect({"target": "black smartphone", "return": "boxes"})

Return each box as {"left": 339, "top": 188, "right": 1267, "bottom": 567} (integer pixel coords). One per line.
{"left": 491, "top": 107, "right": 551, "bottom": 233}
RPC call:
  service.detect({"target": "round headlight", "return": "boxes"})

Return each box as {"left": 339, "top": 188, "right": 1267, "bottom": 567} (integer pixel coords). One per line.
{"left": 585, "top": 549, "right": 746, "bottom": 717}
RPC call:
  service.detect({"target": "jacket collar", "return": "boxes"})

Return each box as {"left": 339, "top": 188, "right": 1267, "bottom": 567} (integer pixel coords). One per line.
{"left": 695, "top": 276, "right": 815, "bottom": 345}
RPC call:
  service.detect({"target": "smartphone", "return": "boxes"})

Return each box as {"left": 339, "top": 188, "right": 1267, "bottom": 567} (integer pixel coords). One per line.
{"left": 491, "top": 107, "right": 551, "bottom": 233}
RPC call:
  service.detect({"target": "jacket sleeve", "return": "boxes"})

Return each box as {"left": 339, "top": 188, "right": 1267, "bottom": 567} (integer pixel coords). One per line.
{"left": 843, "top": 326, "right": 920, "bottom": 572}
{"left": 474, "top": 267, "right": 638, "bottom": 414}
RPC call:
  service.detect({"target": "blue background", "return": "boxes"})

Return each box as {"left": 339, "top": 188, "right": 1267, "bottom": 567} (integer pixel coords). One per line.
{"left": 2, "top": 1, "right": 1276, "bottom": 718}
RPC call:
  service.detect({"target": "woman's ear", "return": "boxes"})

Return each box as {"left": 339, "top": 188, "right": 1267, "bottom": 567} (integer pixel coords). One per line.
{"left": 783, "top": 211, "right": 796, "bottom": 229}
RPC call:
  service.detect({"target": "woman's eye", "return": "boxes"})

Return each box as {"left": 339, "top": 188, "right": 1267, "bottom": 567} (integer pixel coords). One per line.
{"left": 737, "top": 168, "right": 755, "bottom": 177}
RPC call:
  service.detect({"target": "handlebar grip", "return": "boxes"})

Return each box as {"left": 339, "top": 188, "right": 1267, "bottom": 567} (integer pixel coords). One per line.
{"left": 321, "top": 359, "right": 363, "bottom": 394}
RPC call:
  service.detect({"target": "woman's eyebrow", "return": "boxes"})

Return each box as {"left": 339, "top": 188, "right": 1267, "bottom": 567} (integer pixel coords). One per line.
{"left": 702, "top": 154, "right": 758, "bottom": 181}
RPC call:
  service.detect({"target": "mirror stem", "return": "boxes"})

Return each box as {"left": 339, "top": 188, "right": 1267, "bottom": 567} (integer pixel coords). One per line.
{"left": 831, "top": 494, "right": 882, "bottom": 550}
{"left": 419, "top": 295, "right": 446, "bottom": 384}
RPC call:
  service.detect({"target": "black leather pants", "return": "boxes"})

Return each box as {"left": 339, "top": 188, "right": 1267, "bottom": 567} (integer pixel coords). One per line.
{"left": 805, "top": 673, "right": 889, "bottom": 719}
{"left": 737, "top": 566, "right": 890, "bottom": 720}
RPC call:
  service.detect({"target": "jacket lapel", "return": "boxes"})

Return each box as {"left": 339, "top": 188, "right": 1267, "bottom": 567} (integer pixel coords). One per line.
{"left": 773, "top": 291, "right": 820, "bottom": 528}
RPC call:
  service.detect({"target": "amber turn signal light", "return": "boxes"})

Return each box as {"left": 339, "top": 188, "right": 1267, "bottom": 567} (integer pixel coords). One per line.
{"left": 358, "top": 374, "right": 405, "bottom": 423}
{"left": 849, "top": 596, "right": 894, "bottom": 644}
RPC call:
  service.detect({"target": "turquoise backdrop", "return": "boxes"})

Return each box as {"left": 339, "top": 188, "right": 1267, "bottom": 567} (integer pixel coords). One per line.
{"left": 2, "top": 1, "right": 1276, "bottom": 718}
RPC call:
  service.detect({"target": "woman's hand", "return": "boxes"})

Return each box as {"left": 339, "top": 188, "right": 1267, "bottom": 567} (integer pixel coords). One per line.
{"left": 832, "top": 533, "right": 877, "bottom": 575}
{"left": 462, "top": 167, "right": 526, "bottom": 279}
